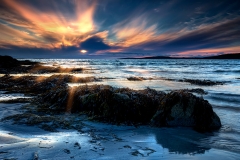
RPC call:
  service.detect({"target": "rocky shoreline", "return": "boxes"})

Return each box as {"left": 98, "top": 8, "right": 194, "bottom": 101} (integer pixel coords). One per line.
{"left": 0, "top": 55, "right": 84, "bottom": 74}
{"left": 0, "top": 74, "right": 221, "bottom": 132}
{"left": 160, "top": 77, "right": 225, "bottom": 86}
{"left": 0, "top": 56, "right": 221, "bottom": 132}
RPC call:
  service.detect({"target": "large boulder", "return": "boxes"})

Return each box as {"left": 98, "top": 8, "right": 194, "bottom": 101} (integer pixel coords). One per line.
{"left": 33, "top": 85, "right": 165, "bottom": 125}
{"left": 80, "top": 89, "right": 159, "bottom": 124}
{"left": 151, "top": 90, "right": 221, "bottom": 131}
{"left": 31, "top": 84, "right": 221, "bottom": 131}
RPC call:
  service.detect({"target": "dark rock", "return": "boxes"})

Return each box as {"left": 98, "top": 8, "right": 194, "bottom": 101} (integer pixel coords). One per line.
{"left": 63, "top": 149, "right": 70, "bottom": 154}
{"left": 80, "top": 88, "right": 158, "bottom": 124}
{"left": 0, "top": 55, "right": 20, "bottom": 68}
{"left": 126, "top": 77, "right": 154, "bottom": 81}
{"left": 127, "top": 77, "right": 144, "bottom": 81}
{"left": 0, "top": 55, "right": 84, "bottom": 74}
{"left": 162, "top": 77, "right": 224, "bottom": 86}
{"left": 33, "top": 85, "right": 165, "bottom": 125}
{"left": 0, "top": 55, "right": 39, "bottom": 74}
{"left": 182, "top": 88, "right": 207, "bottom": 95}
{"left": 33, "top": 152, "right": 39, "bottom": 160}
{"left": 151, "top": 90, "right": 221, "bottom": 131}
{"left": 113, "top": 93, "right": 130, "bottom": 100}
{"left": 0, "top": 75, "right": 98, "bottom": 94}
{"left": 74, "top": 142, "right": 81, "bottom": 149}
{"left": 0, "top": 72, "right": 221, "bottom": 132}
{"left": 180, "top": 79, "right": 224, "bottom": 86}
{"left": 31, "top": 84, "right": 220, "bottom": 131}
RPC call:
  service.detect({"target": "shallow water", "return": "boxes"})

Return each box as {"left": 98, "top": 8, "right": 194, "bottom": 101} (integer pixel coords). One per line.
{"left": 26, "top": 59, "right": 240, "bottom": 105}
{"left": 1, "top": 59, "right": 239, "bottom": 159}
{"left": 0, "top": 91, "right": 31, "bottom": 102}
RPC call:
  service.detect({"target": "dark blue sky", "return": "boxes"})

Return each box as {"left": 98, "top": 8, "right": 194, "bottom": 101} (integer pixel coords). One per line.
{"left": 0, "top": 0, "right": 240, "bottom": 58}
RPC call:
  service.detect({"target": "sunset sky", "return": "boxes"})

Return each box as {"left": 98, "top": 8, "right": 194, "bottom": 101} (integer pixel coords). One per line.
{"left": 0, "top": 0, "right": 240, "bottom": 58}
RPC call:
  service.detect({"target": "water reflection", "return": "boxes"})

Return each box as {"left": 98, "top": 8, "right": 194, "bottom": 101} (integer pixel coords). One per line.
{"left": 153, "top": 128, "right": 211, "bottom": 155}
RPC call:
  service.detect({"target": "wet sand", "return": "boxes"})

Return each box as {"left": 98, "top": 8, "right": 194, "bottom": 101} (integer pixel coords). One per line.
{"left": 1, "top": 58, "right": 240, "bottom": 159}
{"left": 0, "top": 103, "right": 240, "bottom": 160}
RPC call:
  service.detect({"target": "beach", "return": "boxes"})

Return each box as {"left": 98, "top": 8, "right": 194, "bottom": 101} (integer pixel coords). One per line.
{"left": 0, "top": 58, "right": 240, "bottom": 159}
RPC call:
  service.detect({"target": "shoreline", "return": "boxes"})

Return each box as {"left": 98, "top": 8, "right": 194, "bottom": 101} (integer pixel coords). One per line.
{"left": 0, "top": 74, "right": 221, "bottom": 131}
{"left": 0, "top": 103, "right": 240, "bottom": 159}
{"left": 0, "top": 56, "right": 240, "bottom": 159}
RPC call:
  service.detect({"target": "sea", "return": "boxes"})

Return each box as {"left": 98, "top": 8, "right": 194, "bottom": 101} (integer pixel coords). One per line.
{"left": 0, "top": 59, "right": 240, "bottom": 159}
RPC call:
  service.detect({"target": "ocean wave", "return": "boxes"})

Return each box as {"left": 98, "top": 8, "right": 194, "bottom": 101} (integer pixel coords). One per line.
{"left": 215, "top": 70, "right": 240, "bottom": 73}
{"left": 213, "top": 105, "right": 240, "bottom": 112}
{"left": 214, "top": 70, "right": 227, "bottom": 72}
{"left": 209, "top": 95, "right": 240, "bottom": 104}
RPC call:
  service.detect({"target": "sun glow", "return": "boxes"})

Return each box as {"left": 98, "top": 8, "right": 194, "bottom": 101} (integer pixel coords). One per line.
{"left": 80, "top": 50, "right": 87, "bottom": 53}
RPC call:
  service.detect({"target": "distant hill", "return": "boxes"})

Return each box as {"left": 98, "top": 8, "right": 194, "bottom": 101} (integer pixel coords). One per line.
{"left": 202, "top": 53, "right": 240, "bottom": 59}
{"left": 121, "top": 53, "right": 240, "bottom": 59}
{"left": 0, "top": 55, "right": 38, "bottom": 68}
{"left": 121, "top": 56, "right": 172, "bottom": 59}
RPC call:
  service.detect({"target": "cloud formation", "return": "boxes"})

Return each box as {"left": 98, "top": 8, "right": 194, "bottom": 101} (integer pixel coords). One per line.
{"left": 80, "top": 36, "right": 111, "bottom": 51}
{"left": 0, "top": 0, "right": 240, "bottom": 58}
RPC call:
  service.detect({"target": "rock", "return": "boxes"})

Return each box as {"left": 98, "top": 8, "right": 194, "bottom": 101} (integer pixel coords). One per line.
{"left": 33, "top": 84, "right": 221, "bottom": 131}
{"left": 74, "top": 142, "right": 81, "bottom": 149}
{"left": 180, "top": 79, "right": 224, "bottom": 86}
{"left": 33, "top": 152, "right": 39, "bottom": 160}
{"left": 0, "top": 55, "right": 20, "bottom": 68}
{"left": 188, "top": 88, "right": 207, "bottom": 95}
{"left": 79, "top": 88, "right": 160, "bottom": 125}
{"left": 151, "top": 90, "right": 221, "bottom": 131}
{"left": 0, "top": 55, "right": 39, "bottom": 74}
{"left": 113, "top": 93, "right": 130, "bottom": 100}
{"left": 163, "top": 77, "right": 224, "bottom": 86}
{"left": 0, "top": 55, "right": 85, "bottom": 74}
{"left": 127, "top": 77, "right": 144, "bottom": 81}
{"left": 1, "top": 73, "right": 221, "bottom": 132}
{"left": 63, "top": 149, "right": 70, "bottom": 154}
{"left": 180, "top": 88, "right": 207, "bottom": 95}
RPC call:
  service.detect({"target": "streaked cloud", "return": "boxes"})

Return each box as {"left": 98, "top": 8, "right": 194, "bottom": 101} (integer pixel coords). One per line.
{"left": 0, "top": 0, "right": 98, "bottom": 49}
{"left": 0, "top": 0, "right": 240, "bottom": 58}
{"left": 112, "top": 14, "right": 157, "bottom": 47}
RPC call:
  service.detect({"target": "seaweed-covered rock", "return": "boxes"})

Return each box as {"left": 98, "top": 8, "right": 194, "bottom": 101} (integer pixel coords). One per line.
{"left": 76, "top": 87, "right": 161, "bottom": 124}
{"left": 180, "top": 79, "right": 224, "bottom": 86}
{"left": 0, "top": 55, "right": 39, "bottom": 74}
{"left": 127, "top": 77, "right": 144, "bottom": 81}
{"left": 32, "top": 84, "right": 220, "bottom": 131}
{"left": 151, "top": 90, "right": 221, "bottom": 131}
{"left": 33, "top": 85, "right": 165, "bottom": 125}
{"left": 0, "top": 75, "right": 99, "bottom": 94}
{"left": 0, "top": 55, "right": 84, "bottom": 74}
{"left": 0, "top": 73, "right": 221, "bottom": 131}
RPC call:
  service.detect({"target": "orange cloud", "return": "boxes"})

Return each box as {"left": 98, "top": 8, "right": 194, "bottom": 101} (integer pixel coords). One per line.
{"left": 95, "top": 48, "right": 124, "bottom": 54}
{"left": 1, "top": 0, "right": 97, "bottom": 49}
{"left": 111, "top": 13, "right": 188, "bottom": 49}
{"left": 112, "top": 15, "right": 157, "bottom": 47}
{"left": 0, "top": 0, "right": 239, "bottom": 57}
{"left": 0, "top": 23, "right": 52, "bottom": 48}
